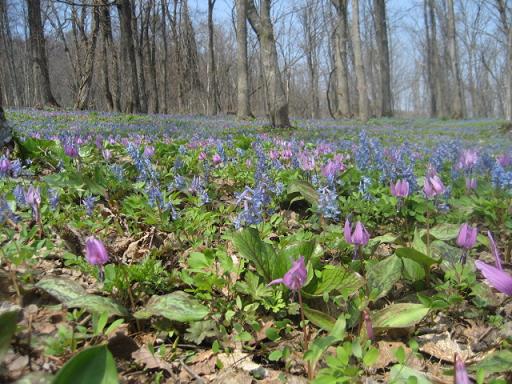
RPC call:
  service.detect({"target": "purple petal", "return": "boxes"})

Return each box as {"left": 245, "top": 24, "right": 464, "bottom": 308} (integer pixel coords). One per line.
{"left": 344, "top": 219, "right": 352, "bottom": 244}
{"left": 456, "top": 223, "right": 468, "bottom": 248}
{"left": 267, "top": 278, "right": 284, "bottom": 287}
{"left": 487, "top": 231, "right": 502, "bottom": 270}
{"left": 475, "top": 260, "right": 512, "bottom": 296}
{"left": 454, "top": 354, "right": 471, "bottom": 384}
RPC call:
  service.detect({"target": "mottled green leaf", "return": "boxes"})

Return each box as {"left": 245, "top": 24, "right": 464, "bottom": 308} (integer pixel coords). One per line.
{"left": 287, "top": 180, "right": 319, "bottom": 206}
{"left": 303, "top": 306, "right": 336, "bottom": 332}
{"left": 36, "top": 277, "right": 86, "bottom": 303}
{"left": 373, "top": 303, "right": 429, "bottom": 329}
{"left": 367, "top": 255, "right": 402, "bottom": 300}
{"left": 306, "top": 265, "right": 364, "bottom": 297}
{"left": 395, "top": 247, "right": 440, "bottom": 268}
{"left": 66, "top": 296, "right": 128, "bottom": 317}
{"left": 133, "top": 291, "right": 208, "bottom": 322}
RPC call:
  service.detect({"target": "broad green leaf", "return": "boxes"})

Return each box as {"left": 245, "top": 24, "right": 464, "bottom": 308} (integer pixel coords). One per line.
{"left": 389, "top": 364, "right": 432, "bottom": 384}
{"left": 133, "top": 291, "right": 209, "bottom": 322}
{"left": 329, "top": 316, "right": 346, "bottom": 341}
{"left": 304, "top": 335, "right": 337, "bottom": 366}
{"left": 232, "top": 228, "right": 285, "bottom": 281}
{"left": 53, "top": 345, "right": 119, "bottom": 384}
{"left": 402, "top": 258, "right": 425, "bottom": 282}
{"left": 368, "top": 233, "right": 398, "bottom": 248}
{"left": 470, "top": 350, "right": 512, "bottom": 375}
{"left": 303, "top": 306, "right": 336, "bottom": 332}
{"left": 429, "top": 223, "right": 460, "bottom": 241}
{"left": 0, "top": 310, "right": 18, "bottom": 361}
{"left": 287, "top": 180, "right": 319, "bottom": 206}
{"left": 395, "top": 247, "right": 440, "bottom": 268}
{"left": 431, "top": 240, "right": 461, "bottom": 264}
{"left": 305, "top": 265, "right": 364, "bottom": 297}
{"left": 36, "top": 277, "right": 86, "bottom": 303}
{"left": 373, "top": 303, "right": 429, "bottom": 329}
{"left": 366, "top": 255, "right": 402, "bottom": 300}
{"left": 66, "top": 296, "right": 128, "bottom": 317}
{"left": 363, "top": 347, "right": 380, "bottom": 367}
{"left": 413, "top": 228, "right": 428, "bottom": 255}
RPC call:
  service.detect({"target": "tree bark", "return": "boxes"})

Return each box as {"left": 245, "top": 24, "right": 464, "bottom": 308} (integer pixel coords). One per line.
{"left": 247, "top": 0, "right": 290, "bottom": 128}
{"left": 99, "top": 0, "right": 121, "bottom": 111}
{"left": 26, "top": 0, "right": 59, "bottom": 107}
{"left": 447, "top": 0, "right": 464, "bottom": 118}
{"left": 373, "top": 0, "right": 392, "bottom": 117}
{"left": 351, "top": 0, "right": 369, "bottom": 121}
{"left": 0, "top": 79, "right": 11, "bottom": 147}
{"left": 497, "top": 0, "right": 512, "bottom": 120}
{"left": 302, "top": 2, "right": 320, "bottom": 119}
{"left": 236, "top": 0, "right": 251, "bottom": 118}
{"left": 75, "top": 3, "right": 100, "bottom": 110}
{"left": 207, "top": 0, "right": 218, "bottom": 115}
{"left": 116, "top": 0, "right": 140, "bottom": 113}
{"left": 332, "top": 0, "right": 351, "bottom": 118}
{"left": 428, "top": 0, "right": 446, "bottom": 117}
{"left": 146, "top": 0, "right": 158, "bottom": 113}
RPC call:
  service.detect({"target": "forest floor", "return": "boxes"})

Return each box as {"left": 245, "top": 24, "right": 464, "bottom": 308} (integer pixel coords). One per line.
{"left": 1, "top": 109, "right": 512, "bottom": 383}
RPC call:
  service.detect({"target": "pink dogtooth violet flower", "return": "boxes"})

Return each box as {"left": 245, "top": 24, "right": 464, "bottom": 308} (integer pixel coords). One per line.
{"left": 212, "top": 153, "right": 222, "bottom": 164}
{"left": 344, "top": 219, "right": 370, "bottom": 246}
{"left": 456, "top": 223, "right": 477, "bottom": 264}
{"left": 268, "top": 256, "right": 307, "bottom": 291}
{"left": 456, "top": 223, "right": 477, "bottom": 250}
{"left": 423, "top": 174, "right": 445, "bottom": 198}
{"left": 390, "top": 179, "right": 410, "bottom": 198}
{"left": 475, "top": 233, "right": 512, "bottom": 296}
{"left": 143, "top": 145, "right": 155, "bottom": 157}
{"left": 454, "top": 354, "right": 470, "bottom": 384}
{"left": 85, "top": 236, "right": 109, "bottom": 282}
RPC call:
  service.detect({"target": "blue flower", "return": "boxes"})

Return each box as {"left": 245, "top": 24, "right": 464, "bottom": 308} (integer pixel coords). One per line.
{"left": 317, "top": 186, "right": 340, "bottom": 221}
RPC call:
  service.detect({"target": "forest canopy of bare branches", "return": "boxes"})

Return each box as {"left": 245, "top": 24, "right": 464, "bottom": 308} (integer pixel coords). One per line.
{"left": 0, "top": 0, "right": 511, "bottom": 124}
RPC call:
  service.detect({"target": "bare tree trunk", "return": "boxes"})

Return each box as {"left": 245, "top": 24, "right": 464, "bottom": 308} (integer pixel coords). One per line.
{"left": 0, "top": 0, "right": 21, "bottom": 106}
{"left": 0, "top": 80, "right": 11, "bottom": 147}
{"left": 351, "top": 0, "right": 369, "bottom": 121}
{"left": 207, "top": 0, "right": 218, "bottom": 115}
{"left": 26, "top": 0, "right": 59, "bottom": 107}
{"left": 247, "top": 0, "right": 290, "bottom": 128}
{"left": 75, "top": 3, "right": 100, "bottom": 110}
{"left": 373, "top": 0, "right": 392, "bottom": 117}
{"left": 447, "top": 0, "right": 464, "bottom": 118}
{"left": 423, "top": 0, "right": 436, "bottom": 116}
{"left": 100, "top": 0, "right": 121, "bottom": 111}
{"left": 133, "top": 1, "right": 148, "bottom": 113}
{"left": 236, "top": 0, "right": 251, "bottom": 118}
{"left": 497, "top": 0, "right": 512, "bottom": 120}
{"left": 302, "top": 2, "right": 320, "bottom": 119}
{"left": 117, "top": 0, "right": 140, "bottom": 113}
{"left": 332, "top": 0, "right": 350, "bottom": 117}
{"left": 428, "top": 0, "right": 446, "bottom": 117}
{"left": 160, "top": 0, "right": 169, "bottom": 113}
{"left": 146, "top": 0, "right": 158, "bottom": 113}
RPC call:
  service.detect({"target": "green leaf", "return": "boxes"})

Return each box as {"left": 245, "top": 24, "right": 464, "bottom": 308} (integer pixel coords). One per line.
{"left": 368, "top": 233, "right": 398, "bottom": 248}
{"left": 363, "top": 347, "right": 380, "bottom": 367}
{"left": 304, "top": 336, "right": 337, "bottom": 366}
{"left": 305, "top": 265, "right": 364, "bottom": 297}
{"left": 232, "top": 228, "right": 284, "bottom": 281}
{"left": 429, "top": 223, "right": 460, "bottom": 241}
{"left": 53, "top": 345, "right": 119, "bottom": 384}
{"left": 303, "top": 306, "right": 336, "bottom": 332}
{"left": 413, "top": 228, "right": 428, "bottom": 255}
{"left": 373, "top": 303, "right": 429, "bottom": 329}
{"left": 389, "top": 364, "right": 432, "bottom": 384}
{"left": 287, "top": 180, "right": 319, "bottom": 206}
{"left": 36, "top": 277, "right": 86, "bottom": 303}
{"left": 395, "top": 247, "right": 440, "bottom": 268}
{"left": 133, "top": 291, "right": 209, "bottom": 322}
{"left": 402, "top": 258, "right": 425, "bottom": 282}
{"left": 268, "top": 350, "right": 283, "bottom": 361}
{"left": 184, "top": 320, "right": 217, "bottom": 344}
{"left": 66, "top": 296, "right": 128, "bottom": 317}
{"left": 430, "top": 240, "right": 461, "bottom": 264}
{"left": 0, "top": 310, "right": 19, "bottom": 362}
{"left": 329, "top": 316, "right": 346, "bottom": 341}
{"left": 366, "top": 255, "right": 402, "bottom": 300}
{"left": 471, "top": 350, "right": 512, "bottom": 375}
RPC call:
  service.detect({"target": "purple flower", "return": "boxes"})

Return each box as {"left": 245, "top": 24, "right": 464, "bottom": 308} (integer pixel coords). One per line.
{"left": 85, "top": 237, "right": 109, "bottom": 266}
{"left": 390, "top": 179, "right": 410, "bottom": 198}
{"left": 25, "top": 186, "right": 41, "bottom": 221}
{"left": 456, "top": 223, "right": 477, "bottom": 250}
{"left": 344, "top": 219, "right": 370, "bottom": 246}
{"left": 212, "top": 153, "right": 222, "bottom": 164}
{"left": 458, "top": 149, "right": 478, "bottom": 170}
{"left": 423, "top": 174, "right": 445, "bottom": 199}
{"left": 268, "top": 256, "right": 307, "bottom": 291}
{"left": 199, "top": 152, "right": 207, "bottom": 161}
{"left": 487, "top": 231, "right": 502, "bottom": 270}
{"left": 0, "top": 156, "right": 10, "bottom": 175}
{"left": 102, "top": 149, "right": 112, "bottom": 161}
{"left": 63, "top": 143, "right": 79, "bottom": 158}
{"left": 454, "top": 354, "right": 470, "bottom": 384}
{"left": 465, "top": 177, "right": 477, "bottom": 190}
{"left": 143, "top": 145, "right": 155, "bottom": 157}
{"left": 496, "top": 153, "right": 512, "bottom": 167}
{"left": 474, "top": 260, "right": 512, "bottom": 296}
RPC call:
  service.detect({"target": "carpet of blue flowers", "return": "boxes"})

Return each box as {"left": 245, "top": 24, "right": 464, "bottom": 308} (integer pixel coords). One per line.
{"left": 0, "top": 109, "right": 511, "bottom": 383}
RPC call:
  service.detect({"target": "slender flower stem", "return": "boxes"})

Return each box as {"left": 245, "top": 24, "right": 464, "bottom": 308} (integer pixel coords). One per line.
{"left": 298, "top": 290, "right": 313, "bottom": 380}
{"left": 426, "top": 205, "right": 431, "bottom": 258}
